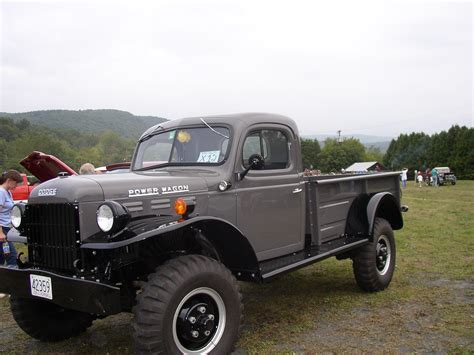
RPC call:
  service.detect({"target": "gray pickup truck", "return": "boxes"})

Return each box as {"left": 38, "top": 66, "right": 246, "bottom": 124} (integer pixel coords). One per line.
{"left": 1, "top": 113, "right": 406, "bottom": 354}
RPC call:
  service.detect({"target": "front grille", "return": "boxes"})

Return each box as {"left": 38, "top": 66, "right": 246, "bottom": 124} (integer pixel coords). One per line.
{"left": 26, "top": 203, "right": 80, "bottom": 273}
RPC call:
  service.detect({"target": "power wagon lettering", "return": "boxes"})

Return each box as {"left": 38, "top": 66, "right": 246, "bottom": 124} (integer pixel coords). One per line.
{"left": 128, "top": 185, "right": 189, "bottom": 197}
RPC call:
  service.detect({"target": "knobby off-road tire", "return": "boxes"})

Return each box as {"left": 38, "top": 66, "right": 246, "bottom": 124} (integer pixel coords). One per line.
{"left": 352, "top": 218, "right": 396, "bottom": 292}
{"left": 10, "top": 296, "right": 95, "bottom": 341}
{"left": 133, "top": 255, "right": 243, "bottom": 355}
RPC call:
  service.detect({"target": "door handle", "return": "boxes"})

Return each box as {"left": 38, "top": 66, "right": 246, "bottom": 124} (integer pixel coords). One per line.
{"left": 292, "top": 188, "right": 303, "bottom": 194}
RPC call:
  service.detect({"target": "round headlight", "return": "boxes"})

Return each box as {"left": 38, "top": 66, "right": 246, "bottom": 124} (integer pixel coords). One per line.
{"left": 97, "top": 204, "right": 114, "bottom": 232}
{"left": 11, "top": 204, "right": 23, "bottom": 229}
{"left": 96, "top": 201, "right": 131, "bottom": 235}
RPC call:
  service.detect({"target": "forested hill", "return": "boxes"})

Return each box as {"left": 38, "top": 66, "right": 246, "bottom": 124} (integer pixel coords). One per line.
{"left": 0, "top": 109, "right": 168, "bottom": 139}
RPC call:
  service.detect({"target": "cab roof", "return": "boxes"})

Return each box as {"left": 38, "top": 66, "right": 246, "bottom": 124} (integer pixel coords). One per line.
{"left": 140, "top": 113, "right": 299, "bottom": 141}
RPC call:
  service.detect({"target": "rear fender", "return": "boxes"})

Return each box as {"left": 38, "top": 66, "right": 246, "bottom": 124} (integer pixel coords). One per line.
{"left": 367, "top": 192, "right": 403, "bottom": 237}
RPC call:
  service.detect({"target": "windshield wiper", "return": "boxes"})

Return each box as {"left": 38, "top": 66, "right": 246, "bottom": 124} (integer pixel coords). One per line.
{"left": 139, "top": 125, "right": 164, "bottom": 142}
{"left": 200, "top": 118, "right": 229, "bottom": 139}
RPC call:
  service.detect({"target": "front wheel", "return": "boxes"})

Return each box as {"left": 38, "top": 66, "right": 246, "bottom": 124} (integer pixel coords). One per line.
{"left": 352, "top": 218, "right": 396, "bottom": 292}
{"left": 132, "top": 255, "right": 243, "bottom": 354}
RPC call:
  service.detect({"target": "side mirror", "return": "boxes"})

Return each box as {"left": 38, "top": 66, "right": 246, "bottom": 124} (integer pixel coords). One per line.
{"left": 248, "top": 154, "right": 264, "bottom": 170}
{"left": 238, "top": 154, "right": 264, "bottom": 180}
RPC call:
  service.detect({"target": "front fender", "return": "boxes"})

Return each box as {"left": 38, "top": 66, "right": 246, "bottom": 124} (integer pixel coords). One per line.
{"left": 81, "top": 216, "right": 260, "bottom": 282}
{"left": 367, "top": 192, "right": 403, "bottom": 236}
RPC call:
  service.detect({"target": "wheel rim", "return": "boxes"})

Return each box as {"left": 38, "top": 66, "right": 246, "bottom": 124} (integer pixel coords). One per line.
{"left": 376, "top": 235, "right": 391, "bottom": 276}
{"left": 172, "top": 287, "right": 226, "bottom": 354}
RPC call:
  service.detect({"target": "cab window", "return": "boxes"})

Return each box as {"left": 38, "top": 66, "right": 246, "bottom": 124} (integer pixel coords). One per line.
{"left": 242, "top": 129, "right": 289, "bottom": 170}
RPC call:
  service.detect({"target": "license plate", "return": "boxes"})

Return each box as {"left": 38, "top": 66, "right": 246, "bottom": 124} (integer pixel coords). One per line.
{"left": 30, "top": 275, "right": 53, "bottom": 300}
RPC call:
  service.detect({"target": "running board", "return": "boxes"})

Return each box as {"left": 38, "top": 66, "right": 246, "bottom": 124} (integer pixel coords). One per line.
{"left": 260, "top": 237, "right": 369, "bottom": 281}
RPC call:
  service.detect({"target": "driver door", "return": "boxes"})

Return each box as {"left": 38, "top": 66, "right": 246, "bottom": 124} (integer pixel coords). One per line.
{"left": 235, "top": 125, "right": 304, "bottom": 261}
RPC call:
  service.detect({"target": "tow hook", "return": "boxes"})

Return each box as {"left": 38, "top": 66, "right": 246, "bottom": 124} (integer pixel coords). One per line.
{"left": 16, "top": 252, "right": 28, "bottom": 268}
{"left": 401, "top": 205, "right": 409, "bottom": 213}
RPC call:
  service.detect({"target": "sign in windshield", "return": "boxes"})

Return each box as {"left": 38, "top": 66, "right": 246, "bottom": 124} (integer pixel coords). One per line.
{"left": 133, "top": 127, "right": 230, "bottom": 170}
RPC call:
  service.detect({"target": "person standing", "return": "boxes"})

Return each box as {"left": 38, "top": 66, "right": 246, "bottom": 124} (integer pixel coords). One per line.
{"left": 425, "top": 168, "right": 431, "bottom": 185}
{"left": 0, "top": 170, "right": 22, "bottom": 298}
{"left": 417, "top": 171, "right": 423, "bottom": 187}
{"left": 401, "top": 168, "right": 408, "bottom": 188}
{"left": 431, "top": 168, "right": 439, "bottom": 187}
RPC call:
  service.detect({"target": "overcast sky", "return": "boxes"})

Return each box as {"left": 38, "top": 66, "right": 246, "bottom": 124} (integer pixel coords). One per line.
{"left": 0, "top": 0, "right": 472, "bottom": 137}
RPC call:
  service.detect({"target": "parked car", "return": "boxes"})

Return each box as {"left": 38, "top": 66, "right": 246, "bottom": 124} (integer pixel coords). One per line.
{"left": 422, "top": 167, "right": 457, "bottom": 186}
{"left": 435, "top": 167, "right": 457, "bottom": 185}
{"left": 1, "top": 113, "right": 407, "bottom": 354}
{"left": 11, "top": 174, "right": 38, "bottom": 202}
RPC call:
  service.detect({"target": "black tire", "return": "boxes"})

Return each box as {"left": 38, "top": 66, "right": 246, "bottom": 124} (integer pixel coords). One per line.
{"left": 352, "top": 218, "right": 396, "bottom": 292}
{"left": 132, "top": 255, "right": 243, "bottom": 355}
{"left": 10, "top": 297, "right": 95, "bottom": 341}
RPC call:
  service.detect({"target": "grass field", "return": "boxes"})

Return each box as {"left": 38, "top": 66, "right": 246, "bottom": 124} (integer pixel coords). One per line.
{"left": 1, "top": 181, "right": 473, "bottom": 353}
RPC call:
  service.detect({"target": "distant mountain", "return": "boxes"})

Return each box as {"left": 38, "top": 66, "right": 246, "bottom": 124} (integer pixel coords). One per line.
{"left": 0, "top": 109, "right": 168, "bottom": 139}
{"left": 302, "top": 134, "right": 393, "bottom": 152}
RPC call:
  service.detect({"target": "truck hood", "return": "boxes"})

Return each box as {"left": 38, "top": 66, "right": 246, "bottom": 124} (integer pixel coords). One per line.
{"left": 82, "top": 171, "right": 209, "bottom": 201}
{"left": 20, "top": 151, "right": 77, "bottom": 182}
{"left": 28, "top": 170, "right": 210, "bottom": 204}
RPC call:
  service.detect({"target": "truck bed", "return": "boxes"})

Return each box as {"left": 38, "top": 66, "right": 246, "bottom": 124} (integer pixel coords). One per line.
{"left": 304, "top": 172, "right": 401, "bottom": 247}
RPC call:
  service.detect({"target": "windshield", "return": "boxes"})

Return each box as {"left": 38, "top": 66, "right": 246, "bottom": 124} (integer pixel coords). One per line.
{"left": 133, "top": 126, "right": 230, "bottom": 170}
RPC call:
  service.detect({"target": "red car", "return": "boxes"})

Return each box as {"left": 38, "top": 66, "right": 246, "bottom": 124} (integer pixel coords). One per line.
{"left": 11, "top": 174, "right": 35, "bottom": 202}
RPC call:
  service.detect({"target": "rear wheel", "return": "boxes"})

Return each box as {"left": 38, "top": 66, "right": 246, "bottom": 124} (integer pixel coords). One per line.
{"left": 352, "top": 218, "right": 396, "bottom": 292}
{"left": 10, "top": 297, "right": 95, "bottom": 341}
{"left": 133, "top": 255, "right": 243, "bottom": 354}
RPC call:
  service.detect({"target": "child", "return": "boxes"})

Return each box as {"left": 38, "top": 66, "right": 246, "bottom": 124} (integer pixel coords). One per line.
{"left": 417, "top": 171, "right": 423, "bottom": 187}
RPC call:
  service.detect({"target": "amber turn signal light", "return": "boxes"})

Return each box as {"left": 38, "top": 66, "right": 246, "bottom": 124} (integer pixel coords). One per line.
{"left": 174, "top": 198, "right": 187, "bottom": 215}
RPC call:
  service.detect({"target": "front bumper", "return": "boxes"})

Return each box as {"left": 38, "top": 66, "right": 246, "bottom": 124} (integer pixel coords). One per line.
{"left": 0, "top": 267, "right": 121, "bottom": 315}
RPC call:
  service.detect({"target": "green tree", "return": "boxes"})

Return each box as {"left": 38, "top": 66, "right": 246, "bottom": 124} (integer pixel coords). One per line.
{"left": 7, "top": 132, "right": 77, "bottom": 170}
{"left": 318, "top": 138, "right": 365, "bottom": 172}
{"left": 15, "top": 119, "right": 31, "bottom": 131}
{"left": 96, "top": 131, "right": 136, "bottom": 165}
{"left": 383, "top": 132, "right": 430, "bottom": 171}
{"left": 384, "top": 125, "right": 474, "bottom": 179}
{"left": 301, "top": 139, "right": 321, "bottom": 169}
{"left": 0, "top": 117, "right": 21, "bottom": 142}
{"left": 429, "top": 125, "right": 474, "bottom": 179}
{"left": 365, "top": 146, "right": 384, "bottom": 162}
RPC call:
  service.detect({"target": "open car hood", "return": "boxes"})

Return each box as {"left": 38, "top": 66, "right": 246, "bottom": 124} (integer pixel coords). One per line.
{"left": 20, "top": 151, "right": 77, "bottom": 182}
